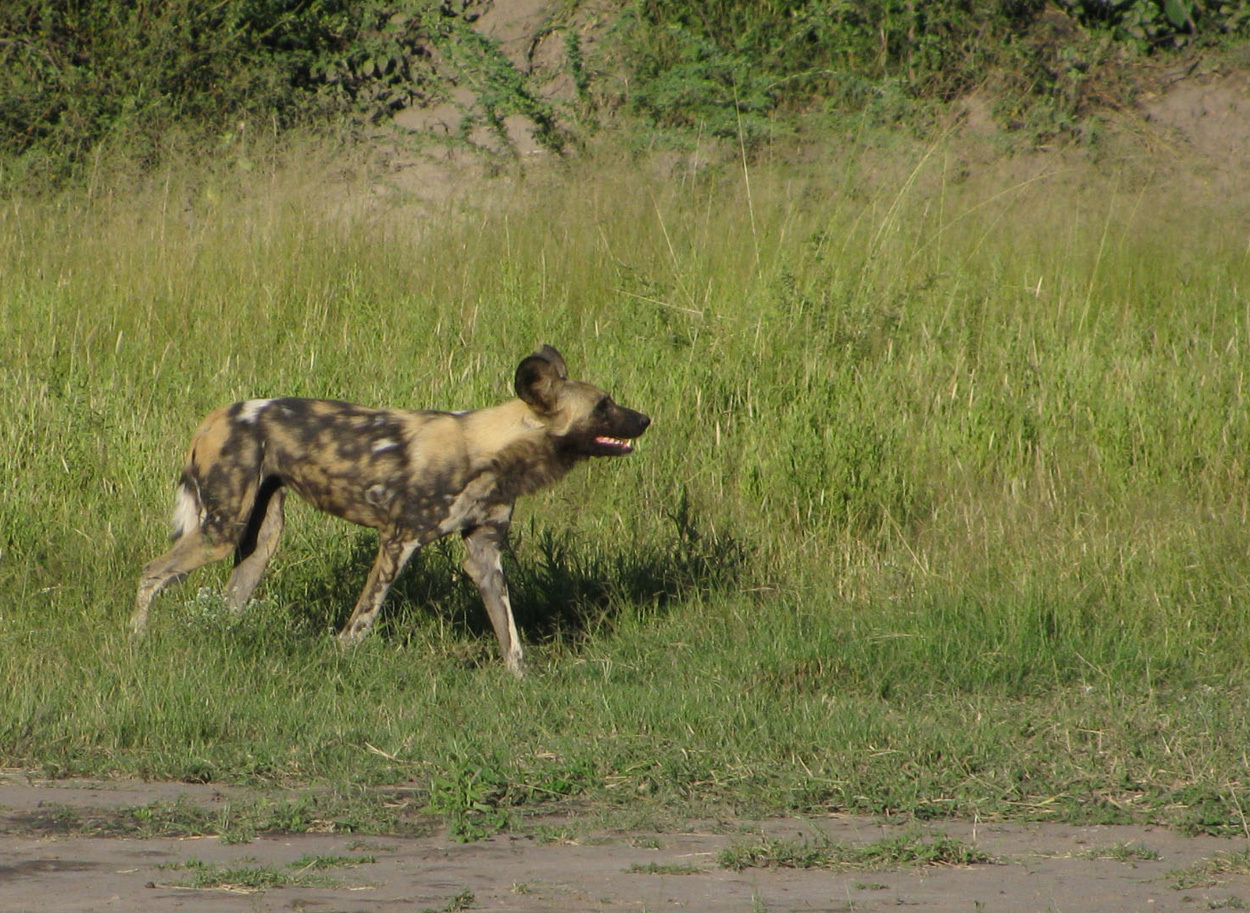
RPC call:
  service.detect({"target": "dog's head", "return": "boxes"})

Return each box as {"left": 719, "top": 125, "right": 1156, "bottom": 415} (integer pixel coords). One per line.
{"left": 515, "top": 345, "right": 650, "bottom": 457}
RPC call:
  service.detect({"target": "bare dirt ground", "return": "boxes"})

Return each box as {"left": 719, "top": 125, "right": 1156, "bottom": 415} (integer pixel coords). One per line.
{"left": 4, "top": 775, "right": 1250, "bottom": 912}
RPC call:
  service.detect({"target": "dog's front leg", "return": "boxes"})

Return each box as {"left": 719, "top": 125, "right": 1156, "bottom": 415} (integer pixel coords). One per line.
{"left": 338, "top": 534, "right": 420, "bottom": 644}
{"left": 462, "top": 523, "right": 524, "bottom": 677}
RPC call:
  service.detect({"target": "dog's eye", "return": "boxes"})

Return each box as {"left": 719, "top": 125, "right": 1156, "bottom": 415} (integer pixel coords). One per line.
{"left": 594, "top": 397, "right": 611, "bottom": 414}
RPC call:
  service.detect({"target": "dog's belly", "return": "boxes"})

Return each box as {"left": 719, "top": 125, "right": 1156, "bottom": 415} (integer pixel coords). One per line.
{"left": 280, "top": 462, "right": 506, "bottom": 542}
{"left": 284, "top": 472, "right": 401, "bottom": 530}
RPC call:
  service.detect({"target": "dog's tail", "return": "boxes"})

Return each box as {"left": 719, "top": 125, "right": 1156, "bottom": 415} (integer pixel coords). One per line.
{"left": 168, "top": 473, "right": 205, "bottom": 542}
{"left": 165, "top": 404, "right": 235, "bottom": 542}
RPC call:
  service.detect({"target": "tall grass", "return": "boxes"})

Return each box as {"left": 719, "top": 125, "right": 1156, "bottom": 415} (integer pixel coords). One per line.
{"left": 1, "top": 138, "right": 1248, "bottom": 829}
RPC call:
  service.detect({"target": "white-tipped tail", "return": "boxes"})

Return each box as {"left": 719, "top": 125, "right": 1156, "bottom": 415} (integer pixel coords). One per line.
{"left": 170, "top": 483, "right": 203, "bottom": 540}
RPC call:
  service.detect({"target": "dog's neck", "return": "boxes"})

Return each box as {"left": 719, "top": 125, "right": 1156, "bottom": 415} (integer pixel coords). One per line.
{"left": 460, "top": 400, "right": 579, "bottom": 501}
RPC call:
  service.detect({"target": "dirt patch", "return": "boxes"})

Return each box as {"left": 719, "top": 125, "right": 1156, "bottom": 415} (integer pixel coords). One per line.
{"left": 1140, "top": 62, "right": 1250, "bottom": 200}
{"left": 1142, "top": 65, "right": 1250, "bottom": 160}
{"left": 4, "top": 777, "right": 1250, "bottom": 912}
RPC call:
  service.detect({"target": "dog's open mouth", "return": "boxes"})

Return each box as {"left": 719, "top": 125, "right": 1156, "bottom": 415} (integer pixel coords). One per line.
{"left": 594, "top": 435, "right": 635, "bottom": 455}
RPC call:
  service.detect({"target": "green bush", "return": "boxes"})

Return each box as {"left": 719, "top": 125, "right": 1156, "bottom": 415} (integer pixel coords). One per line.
{"left": 0, "top": 0, "right": 490, "bottom": 185}
{"left": 5, "top": 0, "right": 1250, "bottom": 185}
{"left": 609, "top": 0, "right": 1250, "bottom": 140}
{"left": 2, "top": 1, "right": 339, "bottom": 171}
{"left": 1060, "top": 0, "right": 1250, "bottom": 48}
{"left": 612, "top": 0, "right": 1026, "bottom": 132}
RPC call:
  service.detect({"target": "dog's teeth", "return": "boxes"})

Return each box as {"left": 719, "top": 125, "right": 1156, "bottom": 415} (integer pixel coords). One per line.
{"left": 594, "top": 435, "right": 632, "bottom": 449}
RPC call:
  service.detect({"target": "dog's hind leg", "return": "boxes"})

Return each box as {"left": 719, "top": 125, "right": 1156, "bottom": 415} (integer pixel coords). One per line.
{"left": 132, "top": 529, "right": 236, "bottom": 636}
{"left": 337, "top": 533, "right": 421, "bottom": 644}
{"left": 462, "top": 524, "right": 524, "bottom": 677}
{"left": 226, "top": 480, "right": 286, "bottom": 609}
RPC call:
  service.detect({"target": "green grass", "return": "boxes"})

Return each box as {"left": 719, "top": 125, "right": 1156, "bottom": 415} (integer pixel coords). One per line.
{"left": 158, "top": 853, "right": 375, "bottom": 891}
{"left": 426, "top": 888, "right": 477, "bottom": 913}
{"left": 1, "top": 793, "right": 428, "bottom": 842}
{"left": 719, "top": 830, "right": 994, "bottom": 871}
{"left": 1078, "top": 842, "right": 1162, "bottom": 862}
{"left": 1170, "top": 851, "right": 1250, "bottom": 890}
{"left": 626, "top": 861, "right": 704, "bottom": 875}
{"left": 1, "top": 134, "right": 1249, "bottom": 835}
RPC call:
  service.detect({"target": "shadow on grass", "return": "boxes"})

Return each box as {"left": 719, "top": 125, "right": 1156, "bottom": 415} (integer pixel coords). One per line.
{"left": 297, "top": 489, "right": 749, "bottom": 651}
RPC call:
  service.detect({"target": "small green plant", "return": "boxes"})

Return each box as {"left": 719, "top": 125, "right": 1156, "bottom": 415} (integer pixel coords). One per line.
{"left": 290, "top": 853, "right": 377, "bottom": 871}
{"left": 423, "top": 888, "right": 477, "bottom": 912}
{"left": 428, "top": 763, "right": 511, "bottom": 842}
{"left": 1078, "top": 842, "right": 1161, "bottom": 862}
{"left": 4, "top": 800, "right": 218, "bottom": 839}
{"left": 158, "top": 853, "right": 374, "bottom": 891}
{"left": 719, "top": 831, "right": 994, "bottom": 872}
{"left": 626, "top": 862, "right": 704, "bottom": 875}
{"left": 1170, "top": 852, "right": 1250, "bottom": 890}
{"left": 0, "top": 795, "right": 404, "bottom": 843}
{"left": 1207, "top": 898, "right": 1247, "bottom": 910}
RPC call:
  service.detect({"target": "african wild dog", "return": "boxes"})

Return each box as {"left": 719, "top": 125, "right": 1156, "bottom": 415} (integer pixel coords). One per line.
{"left": 131, "top": 345, "right": 650, "bottom": 675}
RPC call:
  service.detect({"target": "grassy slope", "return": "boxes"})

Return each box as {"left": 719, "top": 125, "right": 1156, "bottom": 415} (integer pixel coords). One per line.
{"left": 1, "top": 135, "right": 1248, "bottom": 833}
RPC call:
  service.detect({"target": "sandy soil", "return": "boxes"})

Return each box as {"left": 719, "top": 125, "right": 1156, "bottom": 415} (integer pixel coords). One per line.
{"left": 3, "top": 776, "right": 1250, "bottom": 912}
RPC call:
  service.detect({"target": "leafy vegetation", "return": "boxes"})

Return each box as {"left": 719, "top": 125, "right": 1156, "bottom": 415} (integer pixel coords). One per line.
{"left": 1060, "top": 0, "right": 1250, "bottom": 48}
{"left": 0, "top": 0, "right": 555, "bottom": 186}
{"left": 4, "top": 0, "right": 1249, "bottom": 188}
{"left": 603, "top": 0, "right": 1250, "bottom": 143}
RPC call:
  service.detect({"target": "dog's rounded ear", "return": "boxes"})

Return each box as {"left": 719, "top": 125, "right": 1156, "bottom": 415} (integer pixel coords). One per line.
{"left": 515, "top": 346, "right": 567, "bottom": 411}
{"left": 536, "top": 345, "right": 567, "bottom": 379}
